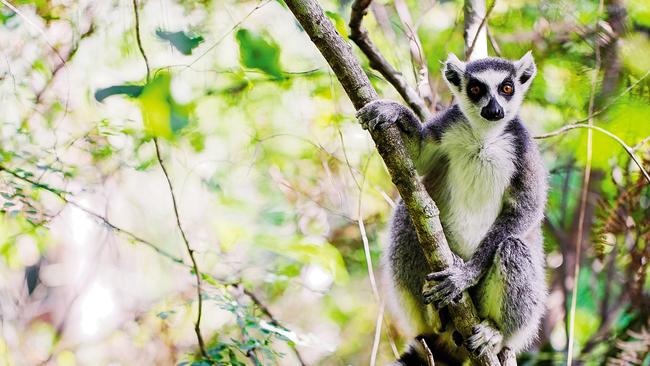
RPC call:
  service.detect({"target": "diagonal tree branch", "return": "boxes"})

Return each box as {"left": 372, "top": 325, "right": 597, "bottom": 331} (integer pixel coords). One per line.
{"left": 464, "top": 0, "right": 491, "bottom": 60}
{"left": 349, "top": 0, "right": 431, "bottom": 121}
{"left": 283, "top": 1, "right": 500, "bottom": 364}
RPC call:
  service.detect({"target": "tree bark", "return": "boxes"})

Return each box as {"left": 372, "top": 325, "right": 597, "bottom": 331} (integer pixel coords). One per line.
{"left": 464, "top": 0, "right": 489, "bottom": 60}
{"left": 349, "top": 0, "right": 431, "bottom": 121}
{"left": 283, "top": 1, "right": 500, "bottom": 365}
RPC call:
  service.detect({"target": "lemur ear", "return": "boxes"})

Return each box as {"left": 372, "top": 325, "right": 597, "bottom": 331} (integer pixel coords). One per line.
{"left": 443, "top": 53, "right": 466, "bottom": 90}
{"left": 515, "top": 51, "right": 537, "bottom": 86}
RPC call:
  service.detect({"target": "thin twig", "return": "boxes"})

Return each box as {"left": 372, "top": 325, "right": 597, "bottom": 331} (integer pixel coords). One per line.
{"left": 34, "top": 24, "right": 95, "bottom": 105}
{"left": 187, "top": 0, "right": 271, "bottom": 68}
{"left": 349, "top": 0, "right": 431, "bottom": 121}
{"left": 1, "top": 162, "right": 307, "bottom": 365}
{"left": 131, "top": 0, "right": 208, "bottom": 359}
{"left": 419, "top": 338, "right": 435, "bottom": 366}
{"left": 153, "top": 140, "right": 209, "bottom": 359}
{"left": 534, "top": 68, "right": 650, "bottom": 184}
{"left": 340, "top": 130, "right": 387, "bottom": 362}
{"left": 392, "top": 0, "right": 435, "bottom": 107}
{"left": 486, "top": 27, "right": 502, "bottom": 57}
{"left": 566, "top": 1, "right": 603, "bottom": 363}
{"left": 358, "top": 161, "right": 380, "bottom": 303}
{"left": 534, "top": 123, "right": 650, "bottom": 184}
{"left": 465, "top": 0, "right": 497, "bottom": 60}
{"left": 0, "top": 164, "right": 184, "bottom": 264}
{"left": 339, "top": 130, "right": 400, "bottom": 360}
{"left": 0, "top": 0, "right": 71, "bottom": 116}
{"left": 338, "top": 129, "right": 381, "bottom": 301}
{"left": 132, "top": 0, "right": 150, "bottom": 82}
{"left": 357, "top": 154, "right": 383, "bottom": 364}
{"left": 632, "top": 135, "right": 650, "bottom": 152}
{"left": 370, "top": 301, "right": 385, "bottom": 366}
{"left": 566, "top": 69, "right": 650, "bottom": 126}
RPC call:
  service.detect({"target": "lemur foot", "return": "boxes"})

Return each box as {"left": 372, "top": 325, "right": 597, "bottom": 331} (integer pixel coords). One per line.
{"left": 467, "top": 320, "right": 503, "bottom": 357}
{"left": 422, "top": 259, "right": 478, "bottom": 309}
{"left": 355, "top": 99, "right": 418, "bottom": 133}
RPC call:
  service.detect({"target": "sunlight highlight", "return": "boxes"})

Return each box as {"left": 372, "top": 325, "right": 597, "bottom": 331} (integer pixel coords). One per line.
{"left": 79, "top": 282, "right": 115, "bottom": 337}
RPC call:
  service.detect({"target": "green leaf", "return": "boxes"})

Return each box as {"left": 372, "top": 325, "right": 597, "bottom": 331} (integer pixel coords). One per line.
{"left": 629, "top": 0, "right": 650, "bottom": 28}
{"left": 188, "top": 130, "right": 205, "bottom": 152}
{"left": 235, "top": 29, "right": 283, "bottom": 80}
{"left": 0, "top": 8, "right": 16, "bottom": 24}
{"left": 155, "top": 29, "right": 204, "bottom": 55}
{"left": 137, "top": 72, "right": 193, "bottom": 139}
{"left": 94, "top": 85, "right": 144, "bottom": 102}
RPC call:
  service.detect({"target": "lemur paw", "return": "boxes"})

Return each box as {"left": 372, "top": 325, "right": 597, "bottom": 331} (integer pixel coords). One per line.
{"left": 467, "top": 320, "right": 503, "bottom": 357}
{"left": 356, "top": 99, "right": 417, "bottom": 133}
{"left": 422, "top": 262, "right": 476, "bottom": 309}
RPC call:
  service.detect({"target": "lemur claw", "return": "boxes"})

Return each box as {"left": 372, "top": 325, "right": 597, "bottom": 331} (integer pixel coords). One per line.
{"left": 422, "top": 263, "right": 475, "bottom": 309}
{"left": 467, "top": 320, "right": 503, "bottom": 356}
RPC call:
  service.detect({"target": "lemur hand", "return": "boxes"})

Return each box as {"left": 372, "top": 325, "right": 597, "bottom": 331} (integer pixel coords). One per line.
{"left": 422, "top": 255, "right": 480, "bottom": 309}
{"left": 356, "top": 99, "right": 419, "bottom": 134}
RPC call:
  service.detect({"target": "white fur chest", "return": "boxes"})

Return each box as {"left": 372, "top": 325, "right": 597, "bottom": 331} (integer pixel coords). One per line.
{"left": 439, "top": 123, "right": 516, "bottom": 259}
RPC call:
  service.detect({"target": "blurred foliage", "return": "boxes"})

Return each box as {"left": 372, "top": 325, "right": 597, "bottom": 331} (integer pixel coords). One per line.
{"left": 0, "top": 0, "right": 648, "bottom": 365}
{"left": 156, "top": 29, "right": 205, "bottom": 55}
{"left": 236, "top": 28, "right": 284, "bottom": 80}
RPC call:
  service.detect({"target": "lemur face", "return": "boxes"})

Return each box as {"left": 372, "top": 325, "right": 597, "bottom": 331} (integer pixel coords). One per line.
{"left": 443, "top": 52, "right": 537, "bottom": 128}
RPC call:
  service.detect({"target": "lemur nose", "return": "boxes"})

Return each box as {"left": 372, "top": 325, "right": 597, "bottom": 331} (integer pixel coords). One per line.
{"left": 481, "top": 97, "right": 504, "bottom": 121}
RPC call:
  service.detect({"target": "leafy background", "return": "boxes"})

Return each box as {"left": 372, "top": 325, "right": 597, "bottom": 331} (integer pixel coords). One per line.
{"left": 0, "top": 0, "right": 648, "bottom": 365}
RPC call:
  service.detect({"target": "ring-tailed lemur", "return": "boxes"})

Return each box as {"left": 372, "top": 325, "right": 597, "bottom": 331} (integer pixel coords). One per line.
{"left": 356, "top": 52, "right": 548, "bottom": 364}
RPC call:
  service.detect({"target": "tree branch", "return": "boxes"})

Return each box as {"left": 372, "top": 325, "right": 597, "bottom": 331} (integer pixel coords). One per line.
{"left": 349, "top": 0, "right": 431, "bottom": 121}
{"left": 486, "top": 27, "right": 502, "bottom": 57}
{"left": 464, "top": 0, "right": 491, "bottom": 60}
{"left": 392, "top": 0, "right": 436, "bottom": 108}
{"left": 534, "top": 123, "right": 650, "bottom": 184}
{"left": 283, "top": 1, "right": 500, "bottom": 364}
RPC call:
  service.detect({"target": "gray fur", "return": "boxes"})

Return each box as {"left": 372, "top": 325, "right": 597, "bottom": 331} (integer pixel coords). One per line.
{"left": 357, "top": 53, "right": 547, "bottom": 362}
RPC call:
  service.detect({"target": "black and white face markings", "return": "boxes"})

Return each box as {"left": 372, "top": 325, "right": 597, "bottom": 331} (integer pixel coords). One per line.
{"left": 442, "top": 52, "right": 537, "bottom": 126}
{"left": 464, "top": 59, "right": 517, "bottom": 122}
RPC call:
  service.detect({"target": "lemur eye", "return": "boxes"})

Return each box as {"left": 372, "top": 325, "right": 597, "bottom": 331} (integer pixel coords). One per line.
{"left": 470, "top": 85, "right": 481, "bottom": 95}
{"left": 501, "top": 84, "right": 513, "bottom": 94}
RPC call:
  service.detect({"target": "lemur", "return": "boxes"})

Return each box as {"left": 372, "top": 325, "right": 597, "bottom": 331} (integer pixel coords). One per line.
{"left": 356, "top": 52, "right": 548, "bottom": 364}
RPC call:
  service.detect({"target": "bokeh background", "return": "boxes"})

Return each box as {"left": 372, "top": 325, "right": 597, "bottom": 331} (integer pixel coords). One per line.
{"left": 0, "top": 0, "right": 648, "bottom": 365}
